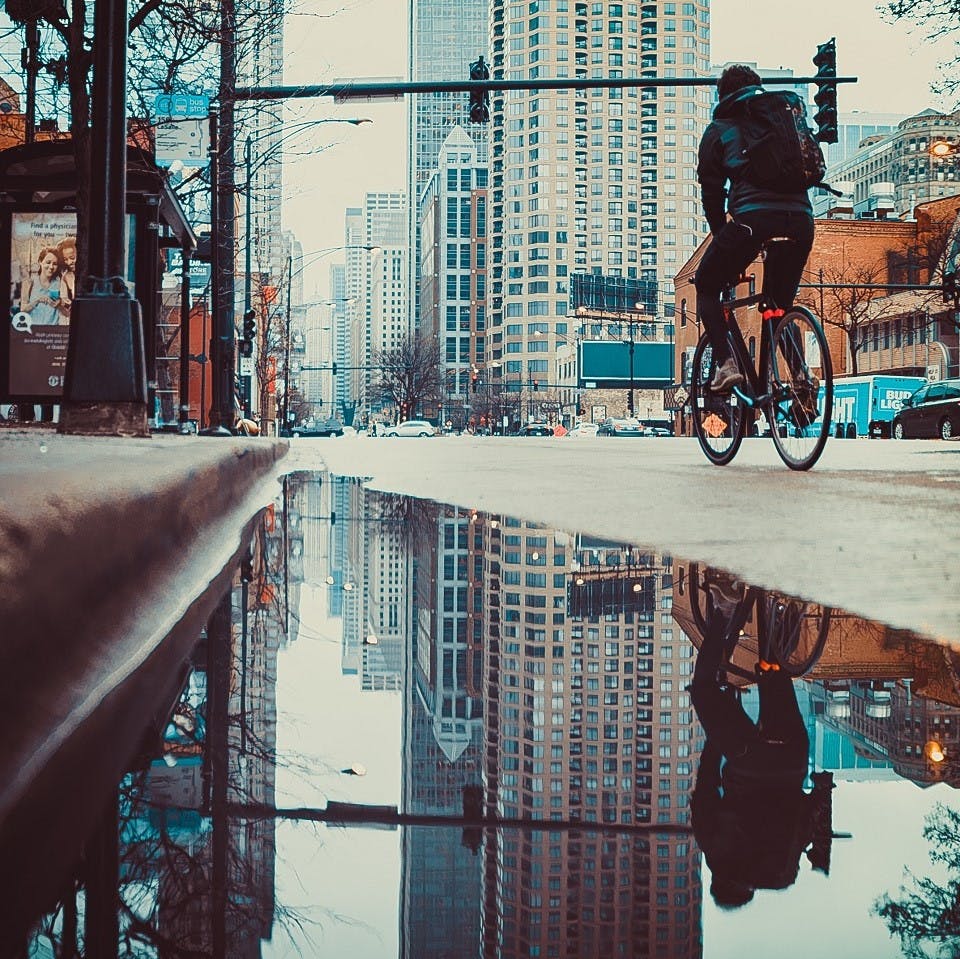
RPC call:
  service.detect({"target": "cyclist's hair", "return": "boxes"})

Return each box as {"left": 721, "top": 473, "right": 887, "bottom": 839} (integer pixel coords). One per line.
{"left": 717, "top": 64, "right": 762, "bottom": 100}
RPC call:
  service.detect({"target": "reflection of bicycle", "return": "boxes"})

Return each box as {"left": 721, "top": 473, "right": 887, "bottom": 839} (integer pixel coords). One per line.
{"left": 690, "top": 238, "right": 834, "bottom": 471}
{"left": 688, "top": 564, "right": 832, "bottom": 681}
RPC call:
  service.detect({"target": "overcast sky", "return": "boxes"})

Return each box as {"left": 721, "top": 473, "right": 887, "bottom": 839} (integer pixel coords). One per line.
{"left": 282, "top": 0, "right": 957, "bottom": 293}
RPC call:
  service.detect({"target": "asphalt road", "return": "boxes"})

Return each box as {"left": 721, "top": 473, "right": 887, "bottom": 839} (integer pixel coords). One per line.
{"left": 290, "top": 434, "right": 960, "bottom": 644}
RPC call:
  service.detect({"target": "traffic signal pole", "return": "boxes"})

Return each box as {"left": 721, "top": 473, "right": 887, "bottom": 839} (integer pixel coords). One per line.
{"left": 235, "top": 73, "right": 857, "bottom": 103}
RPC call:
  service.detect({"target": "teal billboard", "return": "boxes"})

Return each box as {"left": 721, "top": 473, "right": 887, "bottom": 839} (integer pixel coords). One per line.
{"left": 579, "top": 340, "right": 673, "bottom": 388}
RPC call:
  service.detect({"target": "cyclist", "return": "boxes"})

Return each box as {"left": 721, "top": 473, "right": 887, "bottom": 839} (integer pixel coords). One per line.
{"left": 695, "top": 64, "right": 816, "bottom": 396}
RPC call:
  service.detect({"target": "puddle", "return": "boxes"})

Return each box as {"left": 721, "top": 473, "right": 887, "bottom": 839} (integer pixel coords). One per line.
{"left": 16, "top": 470, "right": 960, "bottom": 958}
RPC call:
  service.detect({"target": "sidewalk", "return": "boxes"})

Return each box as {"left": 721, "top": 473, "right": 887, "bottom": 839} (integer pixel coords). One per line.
{"left": 0, "top": 426, "right": 289, "bottom": 919}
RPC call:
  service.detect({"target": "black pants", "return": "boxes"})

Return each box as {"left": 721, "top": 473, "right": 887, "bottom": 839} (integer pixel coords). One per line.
{"left": 695, "top": 210, "right": 815, "bottom": 364}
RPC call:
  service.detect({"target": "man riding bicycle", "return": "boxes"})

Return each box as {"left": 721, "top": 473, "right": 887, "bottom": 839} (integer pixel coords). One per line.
{"left": 696, "top": 64, "right": 816, "bottom": 394}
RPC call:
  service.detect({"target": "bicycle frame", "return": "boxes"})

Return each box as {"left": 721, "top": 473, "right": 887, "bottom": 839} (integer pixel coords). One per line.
{"left": 719, "top": 288, "right": 776, "bottom": 412}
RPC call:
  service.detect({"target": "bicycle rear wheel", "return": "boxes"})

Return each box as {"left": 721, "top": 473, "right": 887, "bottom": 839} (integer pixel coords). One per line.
{"left": 758, "top": 593, "right": 831, "bottom": 676}
{"left": 765, "top": 307, "right": 833, "bottom": 471}
{"left": 690, "top": 334, "right": 747, "bottom": 466}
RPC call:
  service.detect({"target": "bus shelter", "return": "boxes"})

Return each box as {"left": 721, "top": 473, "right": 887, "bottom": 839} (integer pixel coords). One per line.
{"left": 0, "top": 139, "right": 197, "bottom": 420}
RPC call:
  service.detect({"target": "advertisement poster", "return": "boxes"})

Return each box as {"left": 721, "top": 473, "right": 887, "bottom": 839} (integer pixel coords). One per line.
{"left": 8, "top": 211, "right": 77, "bottom": 397}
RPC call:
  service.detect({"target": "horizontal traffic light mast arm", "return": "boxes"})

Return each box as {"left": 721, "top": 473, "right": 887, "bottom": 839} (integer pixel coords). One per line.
{"left": 235, "top": 75, "right": 857, "bottom": 102}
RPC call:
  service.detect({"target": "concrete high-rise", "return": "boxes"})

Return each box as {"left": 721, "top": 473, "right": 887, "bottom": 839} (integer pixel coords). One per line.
{"left": 338, "top": 195, "right": 407, "bottom": 424}
{"left": 408, "top": 0, "right": 490, "bottom": 331}
{"left": 488, "top": 0, "right": 712, "bottom": 401}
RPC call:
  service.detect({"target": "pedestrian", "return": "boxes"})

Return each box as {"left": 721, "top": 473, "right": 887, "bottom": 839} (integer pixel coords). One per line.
{"left": 695, "top": 64, "right": 816, "bottom": 394}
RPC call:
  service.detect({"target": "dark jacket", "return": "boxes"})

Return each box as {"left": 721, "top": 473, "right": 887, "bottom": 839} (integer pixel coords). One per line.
{"left": 697, "top": 84, "right": 813, "bottom": 238}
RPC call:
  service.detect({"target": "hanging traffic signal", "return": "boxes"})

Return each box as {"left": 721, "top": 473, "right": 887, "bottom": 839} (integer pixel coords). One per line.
{"left": 533, "top": 379, "right": 540, "bottom": 391}
{"left": 944, "top": 269, "right": 958, "bottom": 304}
{"left": 471, "top": 370, "right": 480, "bottom": 392}
{"left": 242, "top": 308, "right": 256, "bottom": 342}
{"left": 812, "top": 38, "right": 838, "bottom": 144}
{"left": 469, "top": 56, "right": 490, "bottom": 124}
{"left": 331, "top": 362, "right": 338, "bottom": 375}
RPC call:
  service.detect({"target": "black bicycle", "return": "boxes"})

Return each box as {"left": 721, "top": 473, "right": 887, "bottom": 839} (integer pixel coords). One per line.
{"left": 690, "top": 239, "right": 834, "bottom": 471}
{"left": 687, "top": 563, "right": 832, "bottom": 681}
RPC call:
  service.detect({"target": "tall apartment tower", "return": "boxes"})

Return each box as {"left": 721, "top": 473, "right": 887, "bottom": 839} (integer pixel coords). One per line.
{"left": 408, "top": 0, "right": 490, "bottom": 330}
{"left": 357, "top": 193, "right": 407, "bottom": 421}
{"left": 237, "top": 2, "right": 287, "bottom": 298}
{"left": 419, "top": 126, "right": 489, "bottom": 426}
{"left": 488, "top": 0, "right": 712, "bottom": 397}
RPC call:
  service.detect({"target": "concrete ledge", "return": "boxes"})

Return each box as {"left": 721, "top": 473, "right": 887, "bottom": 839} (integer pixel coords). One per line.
{"left": 0, "top": 432, "right": 289, "bottom": 882}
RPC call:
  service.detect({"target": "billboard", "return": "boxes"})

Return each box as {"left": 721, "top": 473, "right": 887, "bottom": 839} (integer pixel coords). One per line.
{"left": 579, "top": 340, "right": 673, "bottom": 388}
{"left": 7, "top": 211, "right": 77, "bottom": 398}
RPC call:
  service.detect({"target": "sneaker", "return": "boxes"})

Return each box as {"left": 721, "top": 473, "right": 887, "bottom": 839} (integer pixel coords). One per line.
{"left": 709, "top": 358, "right": 745, "bottom": 393}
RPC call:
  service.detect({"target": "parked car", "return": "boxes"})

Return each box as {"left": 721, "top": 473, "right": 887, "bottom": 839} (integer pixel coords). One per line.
{"left": 384, "top": 419, "right": 436, "bottom": 437}
{"left": 280, "top": 417, "right": 344, "bottom": 438}
{"left": 566, "top": 422, "right": 600, "bottom": 438}
{"left": 891, "top": 378, "right": 960, "bottom": 440}
{"left": 513, "top": 422, "right": 554, "bottom": 437}
{"left": 597, "top": 417, "right": 645, "bottom": 437}
{"left": 644, "top": 426, "right": 673, "bottom": 437}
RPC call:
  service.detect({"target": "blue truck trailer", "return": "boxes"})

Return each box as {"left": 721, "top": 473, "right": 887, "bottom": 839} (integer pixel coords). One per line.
{"left": 822, "top": 375, "right": 926, "bottom": 438}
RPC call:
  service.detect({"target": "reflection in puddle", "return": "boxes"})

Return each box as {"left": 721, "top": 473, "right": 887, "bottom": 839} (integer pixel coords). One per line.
{"left": 16, "top": 471, "right": 960, "bottom": 957}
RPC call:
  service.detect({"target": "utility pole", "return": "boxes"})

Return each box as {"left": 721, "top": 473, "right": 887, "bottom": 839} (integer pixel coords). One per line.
{"left": 59, "top": 0, "right": 149, "bottom": 437}
{"left": 202, "top": 0, "right": 237, "bottom": 434}
{"left": 282, "top": 252, "right": 292, "bottom": 431}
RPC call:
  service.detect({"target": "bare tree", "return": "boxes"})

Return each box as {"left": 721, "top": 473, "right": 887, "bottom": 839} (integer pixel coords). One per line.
{"left": 7, "top": 0, "right": 286, "bottom": 287}
{"left": 885, "top": 1, "right": 960, "bottom": 100}
{"left": 373, "top": 333, "right": 445, "bottom": 421}
{"left": 875, "top": 802, "right": 960, "bottom": 959}
{"left": 797, "top": 258, "right": 907, "bottom": 376}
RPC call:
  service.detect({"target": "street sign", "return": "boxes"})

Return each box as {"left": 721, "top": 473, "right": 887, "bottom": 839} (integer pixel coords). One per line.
{"left": 155, "top": 119, "right": 208, "bottom": 165}
{"left": 240, "top": 356, "right": 254, "bottom": 375}
{"left": 153, "top": 92, "right": 210, "bottom": 118}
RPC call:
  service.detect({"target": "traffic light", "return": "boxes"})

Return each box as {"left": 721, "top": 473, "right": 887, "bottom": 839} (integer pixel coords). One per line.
{"left": 242, "top": 307, "right": 256, "bottom": 342}
{"left": 331, "top": 362, "right": 338, "bottom": 375}
{"left": 944, "top": 269, "right": 958, "bottom": 304}
{"left": 238, "top": 339, "right": 253, "bottom": 358}
{"left": 812, "top": 38, "right": 838, "bottom": 144}
{"left": 468, "top": 56, "right": 490, "bottom": 124}
{"left": 471, "top": 370, "right": 479, "bottom": 392}
{"left": 533, "top": 379, "right": 540, "bottom": 392}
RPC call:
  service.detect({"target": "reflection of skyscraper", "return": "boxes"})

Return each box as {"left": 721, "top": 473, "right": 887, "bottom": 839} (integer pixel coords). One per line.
{"left": 401, "top": 502, "right": 484, "bottom": 956}
{"left": 481, "top": 521, "right": 702, "bottom": 957}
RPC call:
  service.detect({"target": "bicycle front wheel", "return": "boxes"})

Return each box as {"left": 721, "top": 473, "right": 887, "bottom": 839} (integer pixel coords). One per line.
{"left": 690, "top": 333, "right": 747, "bottom": 466}
{"left": 765, "top": 307, "right": 834, "bottom": 471}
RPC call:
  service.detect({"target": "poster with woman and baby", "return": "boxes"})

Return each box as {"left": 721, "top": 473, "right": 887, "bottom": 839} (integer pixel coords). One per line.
{"left": 7, "top": 211, "right": 77, "bottom": 398}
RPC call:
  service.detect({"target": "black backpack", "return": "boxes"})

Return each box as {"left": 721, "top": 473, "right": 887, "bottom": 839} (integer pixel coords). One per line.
{"left": 737, "top": 91, "right": 827, "bottom": 194}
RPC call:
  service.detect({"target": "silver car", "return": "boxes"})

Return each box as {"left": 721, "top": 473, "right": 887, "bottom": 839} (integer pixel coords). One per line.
{"left": 384, "top": 419, "right": 436, "bottom": 437}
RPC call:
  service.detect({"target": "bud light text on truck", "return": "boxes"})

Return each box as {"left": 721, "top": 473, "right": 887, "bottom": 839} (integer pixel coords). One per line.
{"left": 819, "top": 375, "right": 927, "bottom": 439}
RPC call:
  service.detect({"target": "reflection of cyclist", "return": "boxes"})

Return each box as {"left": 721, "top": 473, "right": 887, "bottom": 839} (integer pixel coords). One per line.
{"left": 696, "top": 64, "right": 815, "bottom": 394}
{"left": 687, "top": 597, "right": 829, "bottom": 908}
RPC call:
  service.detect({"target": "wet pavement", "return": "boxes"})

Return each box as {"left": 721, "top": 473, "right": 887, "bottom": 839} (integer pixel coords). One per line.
{"left": 13, "top": 468, "right": 960, "bottom": 958}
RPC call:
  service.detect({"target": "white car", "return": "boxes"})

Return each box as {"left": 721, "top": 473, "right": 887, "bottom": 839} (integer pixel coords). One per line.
{"left": 566, "top": 422, "right": 600, "bottom": 438}
{"left": 384, "top": 419, "right": 436, "bottom": 437}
